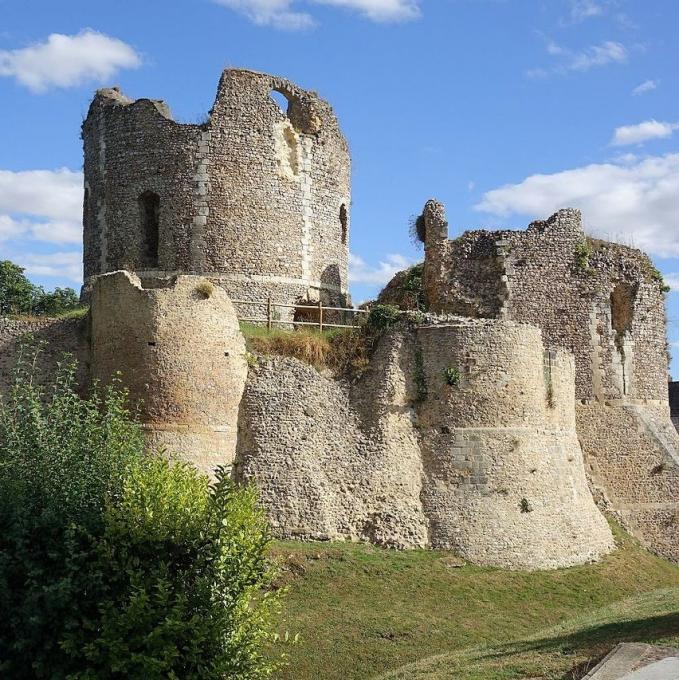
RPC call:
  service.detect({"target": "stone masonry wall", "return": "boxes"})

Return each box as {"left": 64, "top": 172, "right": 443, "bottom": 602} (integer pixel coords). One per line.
{"left": 417, "top": 203, "right": 678, "bottom": 561}
{"left": 236, "top": 319, "right": 614, "bottom": 570}
{"left": 0, "top": 317, "right": 89, "bottom": 394}
{"left": 90, "top": 271, "right": 247, "bottom": 476}
{"left": 422, "top": 205, "right": 669, "bottom": 403}
{"left": 576, "top": 402, "right": 679, "bottom": 563}
{"left": 82, "top": 69, "right": 351, "bottom": 312}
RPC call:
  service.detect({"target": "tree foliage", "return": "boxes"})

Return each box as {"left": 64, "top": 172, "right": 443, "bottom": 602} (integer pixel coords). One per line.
{"left": 0, "top": 260, "right": 81, "bottom": 317}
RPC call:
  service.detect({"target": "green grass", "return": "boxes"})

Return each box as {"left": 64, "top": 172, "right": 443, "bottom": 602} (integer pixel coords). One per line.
{"left": 270, "top": 523, "right": 679, "bottom": 679}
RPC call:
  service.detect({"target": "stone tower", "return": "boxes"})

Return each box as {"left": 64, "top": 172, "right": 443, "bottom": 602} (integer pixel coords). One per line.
{"left": 81, "top": 69, "right": 351, "bottom": 311}
{"left": 89, "top": 271, "right": 248, "bottom": 476}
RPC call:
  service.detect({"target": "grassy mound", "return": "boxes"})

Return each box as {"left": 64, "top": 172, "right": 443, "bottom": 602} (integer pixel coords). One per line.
{"left": 269, "top": 523, "right": 679, "bottom": 679}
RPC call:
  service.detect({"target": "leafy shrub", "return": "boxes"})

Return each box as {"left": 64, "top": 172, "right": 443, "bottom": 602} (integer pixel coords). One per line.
{"left": 61, "top": 462, "right": 283, "bottom": 679}
{"left": 0, "top": 350, "right": 283, "bottom": 679}
{"left": 0, "top": 353, "right": 146, "bottom": 677}
{"left": 366, "top": 304, "right": 402, "bottom": 332}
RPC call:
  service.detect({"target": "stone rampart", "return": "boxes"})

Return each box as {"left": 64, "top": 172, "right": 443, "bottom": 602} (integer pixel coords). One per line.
{"left": 90, "top": 271, "right": 247, "bottom": 475}
{"left": 236, "top": 319, "right": 615, "bottom": 570}
{"left": 0, "top": 317, "right": 89, "bottom": 393}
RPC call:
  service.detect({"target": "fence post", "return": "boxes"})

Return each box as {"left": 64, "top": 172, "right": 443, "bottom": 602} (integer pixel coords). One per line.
{"left": 266, "top": 297, "right": 272, "bottom": 331}
{"left": 318, "top": 299, "right": 323, "bottom": 333}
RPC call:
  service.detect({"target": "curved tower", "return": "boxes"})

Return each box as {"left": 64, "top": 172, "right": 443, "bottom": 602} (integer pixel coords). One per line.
{"left": 82, "top": 68, "right": 351, "bottom": 310}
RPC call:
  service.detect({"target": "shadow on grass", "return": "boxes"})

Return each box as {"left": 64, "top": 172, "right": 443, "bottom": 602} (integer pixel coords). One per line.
{"left": 481, "top": 612, "right": 679, "bottom": 679}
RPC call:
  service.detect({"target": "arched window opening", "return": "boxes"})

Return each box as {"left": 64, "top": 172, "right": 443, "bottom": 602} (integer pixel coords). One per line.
{"left": 139, "top": 190, "right": 160, "bottom": 268}
{"left": 610, "top": 283, "right": 635, "bottom": 339}
{"left": 270, "top": 89, "right": 291, "bottom": 116}
{"left": 340, "top": 204, "right": 348, "bottom": 245}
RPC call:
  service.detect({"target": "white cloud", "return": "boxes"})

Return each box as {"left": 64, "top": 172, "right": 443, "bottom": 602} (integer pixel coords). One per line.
{"left": 213, "top": 0, "right": 315, "bottom": 28}
{"left": 611, "top": 120, "right": 679, "bottom": 146}
{"left": 313, "top": 0, "right": 419, "bottom": 21}
{"left": 632, "top": 79, "right": 658, "bottom": 96}
{"left": 14, "top": 252, "right": 82, "bottom": 284}
{"left": 0, "top": 168, "right": 83, "bottom": 245}
{"left": 0, "top": 30, "right": 141, "bottom": 93}
{"left": 665, "top": 274, "right": 679, "bottom": 292}
{"left": 475, "top": 153, "right": 679, "bottom": 258}
{"left": 349, "top": 252, "right": 412, "bottom": 286}
{"left": 528, "top": 40, "right": 627, "bottom": 78}
{"left": 569, "top": 0, "right": 604, "bottom": 22}
{"left": 213, "top": 0, "right": 420, "bottom": 28}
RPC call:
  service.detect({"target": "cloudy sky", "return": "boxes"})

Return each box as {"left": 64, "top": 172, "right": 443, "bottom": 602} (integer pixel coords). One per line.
{"left": 1, "top": 0, "right": 678, "bottom": 372}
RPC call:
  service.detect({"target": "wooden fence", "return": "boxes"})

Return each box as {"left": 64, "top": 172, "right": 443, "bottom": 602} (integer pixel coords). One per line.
{"left": 232, "top": 298, "right": 369, "bottom": 332}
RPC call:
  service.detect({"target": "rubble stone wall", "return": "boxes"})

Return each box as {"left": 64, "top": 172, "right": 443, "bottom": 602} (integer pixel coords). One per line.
{"left": 0, "top": 317, "right": 89, "bottom": 394}
{"left": 82, "top": 69, "right": 351, "bottom": 312}
{"left": 236, "top": 320, "right": 615, "bottom": 570}
{"left": 422, "top": 205, "right": 669, "bottom": 403}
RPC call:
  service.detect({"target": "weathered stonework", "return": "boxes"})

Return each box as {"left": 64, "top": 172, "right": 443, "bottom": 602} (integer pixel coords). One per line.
{"left": 410, "top": 201, "right": 679, "bottom": 561}
{"left": 235, "top": 319, "right": 614, "bottom": 570}
{"left": 90, "top": 271, "right": 247, "bottom": 476}
{"left": 0, "top": 317, "right": 89, "bottom": 394}
{"left": 82, "top": 69, "right": 351, "bottom": 314}
{"left": 1, "top": 70, "right": 675, "bottom": 571}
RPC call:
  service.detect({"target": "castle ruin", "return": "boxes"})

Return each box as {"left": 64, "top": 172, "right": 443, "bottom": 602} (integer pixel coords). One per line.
{"left": 1, "top": 68, "right": 677, "bottom": 571}
{"left": 82, "top": 69, "right": 351, "bottom": 312}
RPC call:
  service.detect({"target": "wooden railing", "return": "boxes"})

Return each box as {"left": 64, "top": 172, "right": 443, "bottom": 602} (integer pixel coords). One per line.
{"left": 232, "top": 298, "right": 369, "bottom": 331}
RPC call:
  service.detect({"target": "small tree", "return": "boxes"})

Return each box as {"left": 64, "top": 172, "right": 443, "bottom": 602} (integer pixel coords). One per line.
{"left": 33, "top": 286, "right": 81, "bottom": 316}
{"left": 0, "top": 260, "right": 38, "bottom": 316}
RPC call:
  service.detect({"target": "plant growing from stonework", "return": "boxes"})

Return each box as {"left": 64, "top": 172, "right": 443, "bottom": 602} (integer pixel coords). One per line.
{"left": 649, "top": 265, "right": 671, "bottom": 293}
{"left": 444, "top": 366, "right": 461, "bottom": 387}
{"left": 195, "top": 279, "right": 215, "bottom": 298}
{"left": 574, "top": 239, "right": 593, "bottom": 272}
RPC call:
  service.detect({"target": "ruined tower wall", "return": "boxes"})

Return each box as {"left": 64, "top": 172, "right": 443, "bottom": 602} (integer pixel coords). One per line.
{"left": 415, "top": 321, "right": 613, "bottom": 569}
{"left": 90, "top": 271, "right": 247, "bottom": 476}
{"left": 82, "top": 69, "right": 351, "bottom": 310}
{"left": 423, "top": 207, "right": 669, "bottom": 403}
{"left": 236, "top": 320, "right": 615, "bottom": 570}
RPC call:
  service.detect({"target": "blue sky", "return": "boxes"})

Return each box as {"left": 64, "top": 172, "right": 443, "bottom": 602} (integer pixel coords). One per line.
{"left": 1, "top": 0, "right": 678, "bottom": 374}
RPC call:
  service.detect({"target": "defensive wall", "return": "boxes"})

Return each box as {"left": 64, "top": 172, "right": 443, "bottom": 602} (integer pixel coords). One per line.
{"left": 411, "top": 201, "right": 679, "bottom": 562}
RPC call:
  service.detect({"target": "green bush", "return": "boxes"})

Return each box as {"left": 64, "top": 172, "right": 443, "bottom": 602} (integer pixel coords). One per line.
{"left": 0, "top": 350, "right": 283, "bottom": 679}
{"left": 366, "top": 304, "right": 402, "bottom": 332}
{"left": 61, "top": 461, "right": 282, "bottom": 679}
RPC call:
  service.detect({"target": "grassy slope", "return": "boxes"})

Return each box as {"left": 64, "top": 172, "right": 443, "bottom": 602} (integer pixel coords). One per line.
{"left": 270, "top": 524, "right": 679, "bottom": 680}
